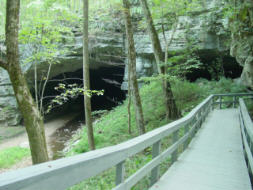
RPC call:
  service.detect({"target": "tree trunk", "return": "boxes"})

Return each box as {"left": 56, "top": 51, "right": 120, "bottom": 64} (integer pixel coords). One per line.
{"left": 83, "top": 0, "right": 95, "bottom": 150}
{"left": 139, "top": 0, "right": 180, "bottom": 119}
{"left": 4, "top": 0, "right": 49, "bottom": 164}
{"left": 123, "top": 0, "right": 145, "bottom": 135}
{"left": 127, "top": 65, "right": 132, "bottom": 134}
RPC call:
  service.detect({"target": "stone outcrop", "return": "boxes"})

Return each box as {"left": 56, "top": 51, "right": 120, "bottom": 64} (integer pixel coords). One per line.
{"left": 0, "top": 0, "right": 236, "bottom": 125}
{"left": 230, "top": 0, "right": 253, "bottom": 88}
{"left": 0, "top": 33, "right": 126, "bottom": 126}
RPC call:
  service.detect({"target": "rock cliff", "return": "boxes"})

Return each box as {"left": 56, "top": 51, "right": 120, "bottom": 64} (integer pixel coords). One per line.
{"left": 0, "top": 0, "right": 243, "bottom": 125}
{"left": 229, "top": 0, "right": 253, "bottom": 88}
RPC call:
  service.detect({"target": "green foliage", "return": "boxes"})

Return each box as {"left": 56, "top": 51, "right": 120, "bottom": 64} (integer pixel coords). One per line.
{"left": 167, "top": 52, "right": 203, "bottom": 79}
{"left": 171, "top": 79, "right": 203, "bottom": 114}
{"left": 0, "top": 147, "right": 30, "bottom": 169}
{"left": 196, "top": 77, "right": 247, "bottom": 95}
{"left": 46, "top": 83, "right": 104, "bottom": 113}
{"left": 166, "top": 35, "right": 203, "bottom": 79}
{"left": 19, "top": 7, "right": 72, "bottom": 62}
{"left": 89, "top": 0, "right": 124, "bottom": 33}
{"left": 151, "top": 0, "right": 202, "bottom": 32}
{"left": 207, "top": 57, "right": 225, "bottom": 80}
{"left": 66, "top": 78, "right": 247, "bottom": 189}
{"left": 68, "top": 81, "right": 168, "bottom": 155}
{"left": 0, "top": 0, "right": 6, "bottom": 38}
{"left": 223, "top": 0, "right": 253, "bottom": 34}
{"left": 17, "top": 0, "right": 78, "bottom": 116}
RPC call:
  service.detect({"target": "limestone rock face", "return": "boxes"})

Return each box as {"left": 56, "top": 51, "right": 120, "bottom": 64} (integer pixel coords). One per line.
{"left": 0, "top": 70, "right": 21, "bottom": 126}
{"left": 0, "top": 0, "right": 232, "bottom": 125}
{"left": 229, "top": 0, "right": 253, "bottom": 88}
{"left": 0, "top": 33, "right": 125, "bottom": 125}
{"left": 121, "top": 0, "right": 230, "bottom": 89}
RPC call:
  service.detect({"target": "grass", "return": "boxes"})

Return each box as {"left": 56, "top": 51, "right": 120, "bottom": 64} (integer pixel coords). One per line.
{"left": 66, "top": 78, "right": 247, "bottom": 189}
{"left": 0, "top": 147, "right": 30, "bottom": 169}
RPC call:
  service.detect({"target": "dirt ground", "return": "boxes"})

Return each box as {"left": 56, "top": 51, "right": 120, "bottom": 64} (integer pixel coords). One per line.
{"left": 0, "top": 113, "right": 77, "bottom": 173}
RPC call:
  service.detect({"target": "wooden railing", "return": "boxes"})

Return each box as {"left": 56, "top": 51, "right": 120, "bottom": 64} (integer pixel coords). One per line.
{"left": 212, "top": 93, "right": 253, "bottom": 109}
{"left": 239, "top": 98, "right": 253, "bottom": 183}
{"left": 0, "top": 93, "right": 252, "bottom": 190}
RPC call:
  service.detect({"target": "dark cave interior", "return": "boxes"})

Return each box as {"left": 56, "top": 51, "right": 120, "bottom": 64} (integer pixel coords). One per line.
{"left": 41, "top": 66, "right": 126, "bottom": 120}
{"left": 36, "top": 54, "right": 242, "bottom": 120}
{"left": 186, "top": 55, "right": 243, "bottom": 81}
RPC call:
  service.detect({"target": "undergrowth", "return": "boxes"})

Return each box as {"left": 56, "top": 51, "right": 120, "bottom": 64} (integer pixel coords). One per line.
{"left": 0, "top": 147, "right": 30, "bottom": 169}
{"left": 67, "top": 78, "right": 246, "bottom": 190}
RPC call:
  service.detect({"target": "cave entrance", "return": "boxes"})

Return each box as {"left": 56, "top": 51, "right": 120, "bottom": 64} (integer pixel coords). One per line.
{"left": 185, "top": 54, "right": 243, "bottom": 82}
{"left": 42, "top": 66, "right": 126, "bottom": 120}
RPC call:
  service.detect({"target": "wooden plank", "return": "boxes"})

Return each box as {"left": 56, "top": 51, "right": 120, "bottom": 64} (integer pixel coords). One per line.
{"left": 239, "top": 98, "right": 253, "bottom": 175}
{"left": 239, "top": 99, "right": 253, "bottom": 140}
{"left": 0, "top": 95, "right": 213, "bottom": 190}
{"left": 113, "top": 125, "right": 196, "bottom": 190}
{"left": 212, "top": 101, "right": 236, "bottom": 105}
{"left": 1, "top": 93, "right": 252, "bottom": 190}
{"left": 116, "top": 161, "right": 125, "bottom": 185}
{"left": 219, "top": 96, "right": 222, "bottom": 109}
{"left": 233, "top": 96, "right": 236, "bottom": 108}
{"left": 171, "top": 130, "right": 179, "bottom": 163}
{"left": 150, "top": 140, "right": 161, "bottom": 186}
{"left": 241, "top": 122, "right": 253, "bottom": 175}
{"left": 214, "top": 93, "right": 253, "bottom": 97}
{"left": 150, "top": 109, "right": 252, "bottom": 190}
{"left": 183, "top": 125, "right": 190, "bottom": 150}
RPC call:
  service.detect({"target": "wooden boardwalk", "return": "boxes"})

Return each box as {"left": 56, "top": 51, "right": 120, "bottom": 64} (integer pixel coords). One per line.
{"left": 1, "top": 94, "right": 252, "bottom": 190}
{"left": 150, "top": 109, "right": 252, "bottom": 190}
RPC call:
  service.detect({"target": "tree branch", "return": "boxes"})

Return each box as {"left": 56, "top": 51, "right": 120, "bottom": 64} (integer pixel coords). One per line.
{"left": 0, "top": 58, "right": 7, "bottom": 70}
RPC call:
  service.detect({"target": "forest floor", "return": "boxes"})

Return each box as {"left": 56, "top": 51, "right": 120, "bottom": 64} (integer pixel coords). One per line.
{"left": 0, "top": 113, "right": 78, "bottom": 173}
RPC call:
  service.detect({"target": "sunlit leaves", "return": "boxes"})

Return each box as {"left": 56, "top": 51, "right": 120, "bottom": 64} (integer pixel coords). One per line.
{"left": 46, "top": 83, "right": 104, "bottom": 113}
{"left": 0, "top": 0, "right": 6, "bottom": 38}
{"left": 151, "top": 0, "right": 203, "bottom": 28}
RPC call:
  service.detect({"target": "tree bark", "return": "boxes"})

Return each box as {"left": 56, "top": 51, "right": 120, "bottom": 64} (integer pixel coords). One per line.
{"left": 123, "top": 0, "right": 145, "bottom": 135}
{"left": 83, "top": 0, "right": 95, "bottom": 150}
{"left": 4, "top": 0, "right": 49, "bottom": 164}
{"left": 127, "top": 64, "right": 132, "bottom": 134}
{"left": 139, "top": 0, "right": 180, "bottom": 119}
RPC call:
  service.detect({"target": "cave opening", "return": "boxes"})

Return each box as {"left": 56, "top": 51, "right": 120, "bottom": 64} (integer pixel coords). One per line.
{"left": 185, "top": 54, "right": 243, "bottom": 82}
{"left": 41, "top": 66, "right": 126, "bottom": 121}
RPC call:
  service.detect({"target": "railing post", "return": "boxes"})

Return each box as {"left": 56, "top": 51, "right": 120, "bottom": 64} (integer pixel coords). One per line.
{"left": 115, "top": 161, "right": 125, "bottom": 186}
{"left": 184, "top": 124, "right": 190, "bottom": 150}
{"left": 195, "top": 111, "right": 202, "bottom": 134}
{"left": 203, "top": 105, "right": 207, "bottom": 120}
{"left": 192, "top": 117, "right": 197, "bottom": 138}
{"left": 219, "top": 96, "right": 222, "bottom": 109}
{"left": 172, "top": 130, "right": 179, "bottom": 163}
{"left": 199, "top": 109, "right": 203, "bottom": 128}
{"left": 150, "top": 140, "right": 161, "bottom": 186}
{"left": 211, "top": 96, "right": 214, "bottom": 110}
{"left": 233, "top": 96, "right": 236, "bottom": 108}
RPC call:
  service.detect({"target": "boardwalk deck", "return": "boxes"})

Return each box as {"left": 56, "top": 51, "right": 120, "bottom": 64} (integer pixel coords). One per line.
{"left": 150, "top": 109, "right": 252, "bottom": 190}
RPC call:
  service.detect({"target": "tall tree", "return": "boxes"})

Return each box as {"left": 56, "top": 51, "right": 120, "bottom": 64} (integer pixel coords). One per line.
{"left": 139, "top": 0, "right": 180, "bottom": 119}
{"left": 83, "top": 0, "right": 95, "bottom": 150}
{"left": 0, "top": 0, "right": 49, "bottom": 164}
{"left": 123, "top": 0, "right": 146, "bottom": 135}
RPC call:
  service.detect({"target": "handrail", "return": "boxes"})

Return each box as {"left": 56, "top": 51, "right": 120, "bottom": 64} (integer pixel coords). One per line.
{"left": 213, "top": 93, "right": 253, "bottom": 96}
{"left": 212, "top": 93, "right": 253, "bottom": 109}
{"left": 239, "top": 98, "right": 253, "bottom": 181}
{"left": 0, "top": 93, "right": 252, "bottom": 190}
